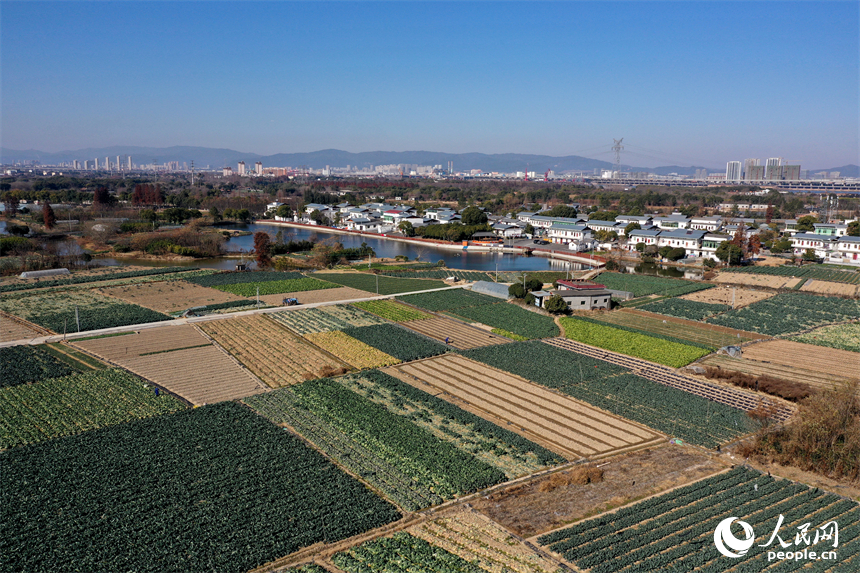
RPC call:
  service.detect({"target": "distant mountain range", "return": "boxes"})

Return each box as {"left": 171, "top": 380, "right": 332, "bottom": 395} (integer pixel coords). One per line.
{"left": 2, "top": 145, "right": 856, "bottom": 178}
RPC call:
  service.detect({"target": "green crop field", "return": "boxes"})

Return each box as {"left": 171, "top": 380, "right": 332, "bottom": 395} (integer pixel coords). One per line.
{"left": 791, "top": 322, "right": 860, "bottom": 353}
{"left": 377, "top": 269, "right": 493, "bottom": 282}
{"left": 706, "top": 292, "right": 860, "bottom": 336}
{"left": 183, "top": 270, "right": 305, "bottom": 287}
{"left": 0, "top": 290, "right": 171, "bottom": 333}
{"left": 0, "top": 402, "right": 400, "bottom": 573}
{"left": 343, "top": 324, "right": 448, "bottom": 362}
{"left": 637, "top": 298, "right": 729, "bottom": 321}
{"left": 212, "top": 277, "right": 337, "bottom": 296}
{"left": 0, "top": 346, "right": 80, "bottom": 388}
{"left": 0, "top": 267, "right": 195, "bottom": 293}
{"left": 269, "top": 304, "right": 387, "bottom": 334}
{"left": 351, "top": 299, "right": 432, "bottom": 322}
{"left": 559, "top": 317, "right": 711, "bottom": 367}
{"left": 596, "top": 272, "right": 713, "bottom": 298}
{"left": 586, "top": 310, "right": 761, "bottom": 347}
{"left": 539, "top": 466, "right": 860, "bottom": 573}
{"left": 461, "top": 341, "right": 752, "bottom": 448}
{"left": 333, "top": 532, "right": 487, "bottom": 573}
{"left": 398, "top": 288, "right": 500, "bottom": 312}
{"left": 450, "top": 303, "right": 559, "bottom": 339}
{"left": 245, "top": 377, "right": 506, "bottom": 509}
{"left": 0, "top": 369, "right": 185, "bottom": 449}
{"left": 313, "top": 272, "right": 446, "bottom": 294}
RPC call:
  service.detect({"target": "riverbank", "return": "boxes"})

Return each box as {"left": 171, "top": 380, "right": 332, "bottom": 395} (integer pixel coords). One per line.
{"left": 256, "top": 220, "right": 606, "bottom": 268}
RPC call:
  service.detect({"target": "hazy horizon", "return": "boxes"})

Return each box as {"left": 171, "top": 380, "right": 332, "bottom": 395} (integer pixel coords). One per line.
{"left": 2, "top": 1, "right": 857, "bottom": 169}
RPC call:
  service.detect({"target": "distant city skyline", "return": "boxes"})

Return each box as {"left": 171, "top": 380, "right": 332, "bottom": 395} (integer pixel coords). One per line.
{"left": 1, "top": 1, "right": 857, "bottom": 168}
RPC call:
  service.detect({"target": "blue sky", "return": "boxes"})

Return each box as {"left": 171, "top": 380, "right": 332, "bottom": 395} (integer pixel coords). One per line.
{"left": 1, "top": 1, "right": 857, "bottom": 168}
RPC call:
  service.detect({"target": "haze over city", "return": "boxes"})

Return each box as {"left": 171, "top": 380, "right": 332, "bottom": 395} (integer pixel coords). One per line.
{"left": 2, "top": 1, "right": 858, "bottom": 169}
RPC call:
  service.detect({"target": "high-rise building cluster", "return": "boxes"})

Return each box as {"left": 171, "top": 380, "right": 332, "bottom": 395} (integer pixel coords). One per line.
{"left": 725, "top": 157, "right": 801, "bottom": 182}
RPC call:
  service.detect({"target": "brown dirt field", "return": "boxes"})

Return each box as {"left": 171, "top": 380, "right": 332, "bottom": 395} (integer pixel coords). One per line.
{"left": 713, "top": 273, "right": 803, "bottom": 289}
{"left": 0, "top": 312, "right": 47, "bottom": 342}
{"left": 200, "top": 315, "right": 347, "bottom": 387}
{"left": 680, "top": 285, "right": 775, "bottom": 308}
{"left": 407, "top": 507, "right": 563, "bottom": 573}
{"left": 750, "top": 256, "right": 790, "bottom": 267}
{"left": 729, "top": 449, "right": 860, "bottom": 500}
{"left": 257, "top": 286, "right": 370, "bottom": 306}
{"left": 98, "top": 280, "right": 248, "bottom": 312}
{"left": 472, "top": 445, "right": 728, "bottom": 538}
{"left": 700, "top": 355, "right": 858, "bottom": 393}
{"left": 800, "top": 280, "right": 859, "bottom": 297}
{"left": 740, "top": 340, "right": 860, "bottom": 381}
{"left": 386, "top": 354, "right": 663, "bottom": 460}
{"left": 400, "top": 317, "right": 512, "bottom": 349}
{"left": 72, "top": 324, "right": 266, "bottom": 404}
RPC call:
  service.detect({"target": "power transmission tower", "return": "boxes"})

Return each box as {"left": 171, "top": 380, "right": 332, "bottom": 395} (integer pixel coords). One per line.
{"left": 612, "top": 138, "right": 624, "bottom": 174}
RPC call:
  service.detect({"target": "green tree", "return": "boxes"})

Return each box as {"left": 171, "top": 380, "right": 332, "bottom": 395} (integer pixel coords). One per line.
{"left": 236, "top": 209, "right": 251, "bottom": 223}
{"left": 624, "top": 222, "right": 641, "bottom": 236}
{"left": 524, "top": 223, "right": 535, "bottom": 236}
{"left": 635, "top": 242, "right": 646, "bottom": 253}
{"left": 209, "top": 206, "right": 222, "bottom": 223}
{"left": 802, "top": 248, "right": 817, "bottom": 261}
{"left": 525, "top": 277, "right": 543, "bottom": 291}
{"left": 543, "top": 295, "right": 569, "bottom": 315}
{"left": 398, "top": 220, "right": 415, "bottom": 237}
{"left": 508, "top": 283, "right": 525, "bottom": 299}
{"left": 666, "top": 247, "right": 686, "bottom": 261}
{"left": 716, "top": 241, "right": 743, "bottom": 265}
{"left": 275, "top": 205, "right": 292, "bottom": 219}
{"left": 658, "top": 246, "right": 673, "bottom": 259}
{"left": 847, "top": 221, "right": 860, "bottom": 236}
{"left": 460, "top": 205, "right": 488, "bottom": 226}
{"left": 542, "top": 205, "right": 578, "bottom": 218}
{"left": 770, "top": 237, "right": 792, "bottom": 253}
{"left": 795, "top": 215, "right": 817, "bottom": 232}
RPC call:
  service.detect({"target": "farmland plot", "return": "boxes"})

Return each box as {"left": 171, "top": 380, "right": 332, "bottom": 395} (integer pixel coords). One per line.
{"left": 256, "top": 286, "right": 369, "bottom": 306}
{"left": 800, "top": 279, "right": 859, "bottom": 297}
{"left": 212, "top": 277, "right": 338, "bottom": 297}
{"left": 680, "top": 285, "right": 775, "bottom": 308}
{"left": 0, "top": 345, "right": 78, "bottom": 388}
{"left": 462, "top": 341, "right": 756, "bottom": 448}
{"left": 343, "top": 323, "right": 449, "bottom": 362}
{"left": 792, "top": 322, "right": 860, "bottom": 353}
{"left": 538, "top": 466, "right": 860, "bottom": 573}
{"left": 182, "top": 270, "right": 305, "bottom": 287}
{"left": 0, "top": 290, "right": 171, "bottom": 333}
{"left": 706, "top": 292, "right": 860, "bottom": 336}
{"left": 720, "top": 264, "right": 860, "bottom": 284}
{"left": 587, "top": 309, "right": 765, "bottom": 347}
{"left": 98, "top": 280, "right": 247, "bottom": 312}
{"left": 0, "top": 369, "right": 184, "bottom": 449}
{"left": 0, "top": 312, "right": 47, "bottom": 341}
{"left": 0, "top": 402, "right": 401, "bottom": 573}
{"left": 559, "top": 317, "right": 710, "bottom": 367}
{"left": 450, "top": 303, "right": 560, "bottom": 339}
{"left": 304, "top": 331, "right": 399, "bottom": 369}
{"left": 400, "top": 316, "right": 513, "bottom": 349}
{"left": 269, "top": 304, "right": 386, "bottom": 335}
{"left": 595, "top": 272, "right": 712, "bottom": 297}
{"left": 407, "top": 508, "right": 564, "bottom": 573}
{"left": 246, "top": 378, "right": 506, "bottom": 507}
{"left": 333, "top": 532, "right": 490, "bottom": 573}
{"left": 337, "top": 370, "right": 564, "bottom": 476}
{"left": 313, "top": 272, "right": 447, "bottom": 294}
{"left": 741, "top": 340, "right": 859, "bottom": 382}
{"left": 398, "top": 288, "right": 501, "bottom": 311}
{"left": 713, "top": 272, "right": 803, "bottom": 289}
{"left": 200, "top": 315, "right": 346, "bottom": 387}
{"left": 73, "top": 325, "right": 266, "bottom": 404}
{"left": 637, "top": 298, "right": 729, "bottom": 321}
{"left": 351, "top": 299, "right": 432, "bottom": 322}
{"left": 387, "top": 354, "right": 664, "bottom": 460}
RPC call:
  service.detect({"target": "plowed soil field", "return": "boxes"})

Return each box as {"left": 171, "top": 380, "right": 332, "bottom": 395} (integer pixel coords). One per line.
{"left": 73, "top": 325, "right": 265, "bottom": 404}
{"left": 386, "top": 354, "right": 663, "bottom": 460}
{"left": 741, "top": 339, "right": 860, "bottom": 380}
{"left": 800, "top": 279, "right": 859, "bottom": 297}
{"left": 680, "top": 285, "right": 775, "bottom": 308}
{"left": 713, "top": 273, "right": 803, "bottom": 289}
{"left": 256, "top": 286, "right": 370, "bottom": 306}
{"left": 700, "top": 353, "right": 859, "bottom": 393}
{"left": 399, "top": 317, "right": 512, "bottom": 349}
{"left": 200, "top": 315, "right": 347, "bottom": 387}
{"left": 0, "top": 312, "right": 47, "bottom": 342}
{"left": 407, "top": 508, "right": 563, "bottom": 573}
{"left": 98, "top": 281, "right": 247, "bottom": 312}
